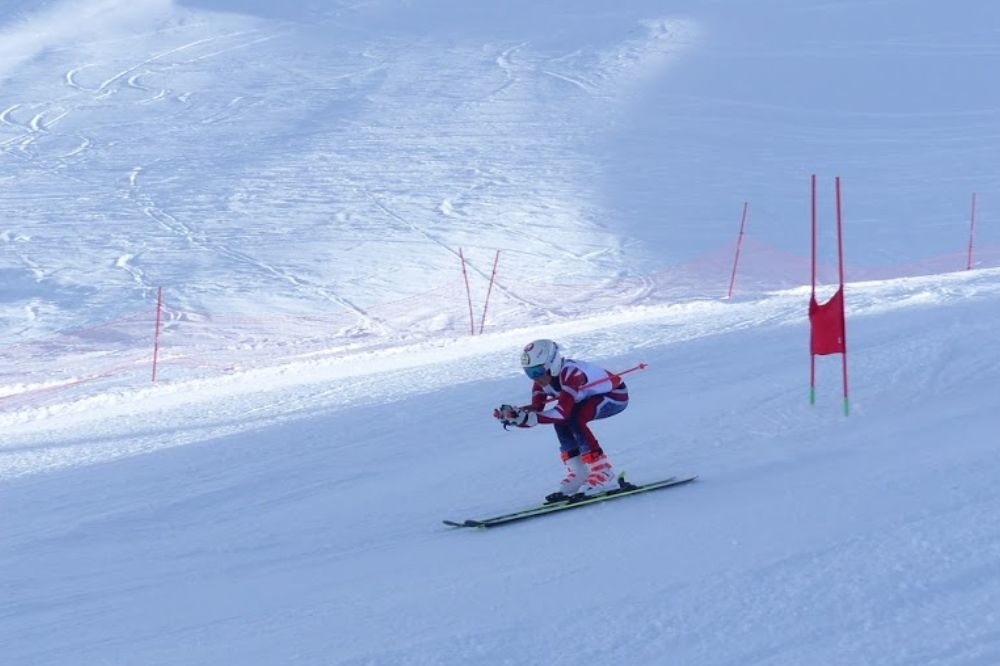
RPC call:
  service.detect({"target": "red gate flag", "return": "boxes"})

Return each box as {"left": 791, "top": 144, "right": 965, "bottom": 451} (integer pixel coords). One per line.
{"left": 809, "top": 287, "right": 845, "bottom": 355}
{"left": 809, "top": 175, "right": 850, "bottom": 415}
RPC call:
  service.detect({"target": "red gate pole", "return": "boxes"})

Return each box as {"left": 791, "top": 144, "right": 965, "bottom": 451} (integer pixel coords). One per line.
{"left": 809, "top": 175, "right": 817, "bottom": 405}
{"left": 835, "top": 177, "right": 850, "bottom": 416}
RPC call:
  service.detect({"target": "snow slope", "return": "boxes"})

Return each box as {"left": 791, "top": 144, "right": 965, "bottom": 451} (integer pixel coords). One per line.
{"left": 2, "top": 1, "right": 1000, "bottom": 665}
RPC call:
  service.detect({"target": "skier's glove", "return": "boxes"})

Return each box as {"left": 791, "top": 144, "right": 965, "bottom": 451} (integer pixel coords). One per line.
{"left": 492, "top": 404, "right": 537, "bottom": 428}
{"left": 493, "top": 404, "right": 518, "bottom": 423}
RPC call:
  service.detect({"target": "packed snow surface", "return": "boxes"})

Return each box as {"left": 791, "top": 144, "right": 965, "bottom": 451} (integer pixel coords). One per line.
{"left": 2, "top": 1, "right": 1000, "bottom": 664}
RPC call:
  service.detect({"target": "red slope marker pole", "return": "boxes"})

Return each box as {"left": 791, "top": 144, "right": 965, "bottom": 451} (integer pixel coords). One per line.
{"left": 479, "top": 250, "right": 500, "bottom": 334}
{"left": 727, "top": 201, "right": 749, "bottom": 299}
{"left": 152, "top": 286, "right": 163, "bottom": 382}
{"left": 459, "top": 248, "right": 475, "bottom": 335}
{"left": 967, "top": 192, "right": 977, "bottom": 271}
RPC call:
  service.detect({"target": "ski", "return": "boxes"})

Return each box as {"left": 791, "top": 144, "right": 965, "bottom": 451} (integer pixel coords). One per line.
{"left": 443, "top": 474, "right": 697, "bottom": 529}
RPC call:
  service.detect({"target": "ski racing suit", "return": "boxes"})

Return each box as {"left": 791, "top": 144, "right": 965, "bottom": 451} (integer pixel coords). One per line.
{"left": 528, "top": 358, "right": 629, "bottom": 457}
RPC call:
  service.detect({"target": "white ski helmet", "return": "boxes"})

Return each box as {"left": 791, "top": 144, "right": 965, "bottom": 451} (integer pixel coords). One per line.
{"left": 521, "top": 339, "right": 563, "bottom": 379}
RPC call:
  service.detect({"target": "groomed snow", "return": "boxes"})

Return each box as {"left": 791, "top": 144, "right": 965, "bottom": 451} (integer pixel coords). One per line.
{"left": 2, "top": 1, "right": 1000, "bottom": 664}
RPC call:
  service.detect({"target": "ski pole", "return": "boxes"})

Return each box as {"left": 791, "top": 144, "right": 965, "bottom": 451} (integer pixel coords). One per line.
{"left": 582, "top": 362, "right": 647, "bottom": 391}
{"left": 542, "top": 362, "right": 648, "bottom": 402}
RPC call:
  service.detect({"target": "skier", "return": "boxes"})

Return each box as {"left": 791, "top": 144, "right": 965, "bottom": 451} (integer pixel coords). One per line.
{"left": 493, "top": 339, "right": 629, "bottom": 502}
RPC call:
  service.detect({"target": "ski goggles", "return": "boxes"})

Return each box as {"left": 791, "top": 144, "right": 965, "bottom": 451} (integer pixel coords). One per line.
{"left": 523, "top": 364, "right": 547, "bottom": 379}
